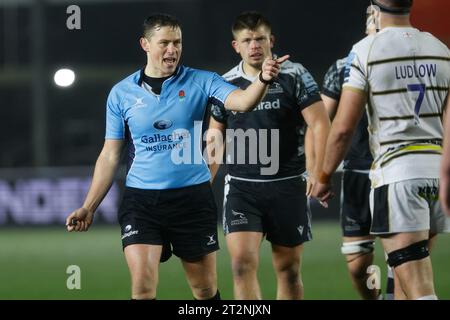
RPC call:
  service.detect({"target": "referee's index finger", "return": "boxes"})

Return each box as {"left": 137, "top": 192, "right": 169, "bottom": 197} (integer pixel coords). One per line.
{"left": 276, "top": 55, "right": 290, "bottom": 64}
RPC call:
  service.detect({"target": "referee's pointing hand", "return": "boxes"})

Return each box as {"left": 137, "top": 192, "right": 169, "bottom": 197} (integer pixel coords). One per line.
{"left": 260, "top": 55, "right": 290, "bottom": 83}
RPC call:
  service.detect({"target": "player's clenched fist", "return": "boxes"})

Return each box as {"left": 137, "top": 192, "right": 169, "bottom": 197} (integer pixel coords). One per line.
{"left": 66, "top": 207, "right": 94, "bottom": 232}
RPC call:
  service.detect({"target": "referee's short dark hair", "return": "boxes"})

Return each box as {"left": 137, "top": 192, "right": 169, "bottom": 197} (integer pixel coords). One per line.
{"left": 232, "top": 11, "right": 271, "bottom": 38}
{"left": 142, "top": 13, "right": 181, "bottom": 39}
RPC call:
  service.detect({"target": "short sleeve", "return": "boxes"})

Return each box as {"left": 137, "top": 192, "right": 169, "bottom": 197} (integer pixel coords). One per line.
{"left": 294, "top": 64, "right": 322, "bottom": 110}
{"left": 322, "top": 61, "right": 343, "bottom": 100}
{"left": 209, "top": 102, "right": 228, "bottom": 123}
{"left": 343, "top": 49, "right": 368, "bottom": 92}
{"left": 105, "top": 87, "right": 125, "bottom": 139}
{"left": 207, "top": 73, "right": 238, "bottom": 107}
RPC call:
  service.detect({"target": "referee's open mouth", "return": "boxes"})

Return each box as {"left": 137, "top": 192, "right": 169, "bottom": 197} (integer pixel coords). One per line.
{"left": 163, "top": 57, "right": 177, "bottom": 67}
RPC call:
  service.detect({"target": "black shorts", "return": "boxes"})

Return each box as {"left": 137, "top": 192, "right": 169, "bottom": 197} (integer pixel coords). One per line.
{"left": 223, "top": 176, "right": 312, "bottom": 247}
{"left": 340, "top": 170, "right": 372, "bottom": 237}
{"left": 117, "top": 182, "right": 219, "bottom": 261}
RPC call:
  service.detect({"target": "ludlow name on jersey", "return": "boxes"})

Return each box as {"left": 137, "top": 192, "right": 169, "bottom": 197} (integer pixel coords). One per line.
{"left": 395, "top": 63, "right": 437, "bottom": 80}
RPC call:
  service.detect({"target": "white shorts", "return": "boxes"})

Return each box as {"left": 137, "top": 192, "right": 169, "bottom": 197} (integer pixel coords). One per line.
{"left": 369, "top": 178, "right": 450, "bottom": 234}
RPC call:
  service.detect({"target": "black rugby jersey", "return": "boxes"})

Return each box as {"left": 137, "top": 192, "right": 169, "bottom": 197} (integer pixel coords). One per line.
{"left": 322, "top": 58, "right": 373, "bottom": 170}
{"left": 210, "top": 60, "right": 321, "bottom": 180}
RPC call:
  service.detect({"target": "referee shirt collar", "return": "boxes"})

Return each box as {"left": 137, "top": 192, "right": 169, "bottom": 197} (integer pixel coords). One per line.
{"left": 137, "top": 65, "right": 182, "bottom": 86}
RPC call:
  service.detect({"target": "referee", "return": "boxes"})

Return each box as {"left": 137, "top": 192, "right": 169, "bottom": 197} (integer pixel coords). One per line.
{"left": 66, "top": 13, "right": 288, "bottom": 300}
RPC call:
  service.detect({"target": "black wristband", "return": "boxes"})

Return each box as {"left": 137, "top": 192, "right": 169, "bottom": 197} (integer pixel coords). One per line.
{"left": 258, "top": 72, "right": 274, "bottom": 85}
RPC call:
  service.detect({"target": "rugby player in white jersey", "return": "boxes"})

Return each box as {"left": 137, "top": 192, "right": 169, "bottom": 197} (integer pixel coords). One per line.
{"left": 320, "top": 10, "right": 383, "bottom": 300}
{"left": 312, "top": 0, "right": 450, "bottom": 300}
{"left": 440, "top": 110, "right": 450, "bottom": 216}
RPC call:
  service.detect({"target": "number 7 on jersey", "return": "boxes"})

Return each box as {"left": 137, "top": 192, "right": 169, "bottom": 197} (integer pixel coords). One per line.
{"left": 407, "top": 83, "right": 425, "bottom": 125}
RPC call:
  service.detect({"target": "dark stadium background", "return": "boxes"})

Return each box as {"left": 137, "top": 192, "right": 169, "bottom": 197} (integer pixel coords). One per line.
{"left": 0, "top": 0, "right": 449, "bottom": 300}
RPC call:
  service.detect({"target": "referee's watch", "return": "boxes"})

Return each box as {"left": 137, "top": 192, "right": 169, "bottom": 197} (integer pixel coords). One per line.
{"left": 258, "top": 72, "right": 274, "bottom": 85}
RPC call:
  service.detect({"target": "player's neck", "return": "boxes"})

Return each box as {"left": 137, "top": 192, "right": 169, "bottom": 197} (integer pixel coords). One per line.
{"left": 242, "top": 62, "right": 260, "bottom": 78}
{"left": 144, "top": 64, "right": 174, "bottom": 78}
{"left": 380, "top": 15, "right": 412, "bottom": 29}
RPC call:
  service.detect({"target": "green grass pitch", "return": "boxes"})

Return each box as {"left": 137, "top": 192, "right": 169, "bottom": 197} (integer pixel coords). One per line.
{"left": 0, "top": 222, "right": 449, "bottom": 299}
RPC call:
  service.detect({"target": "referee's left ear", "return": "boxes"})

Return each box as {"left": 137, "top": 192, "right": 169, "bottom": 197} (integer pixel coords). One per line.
{"left": 140, "top": 37, "right": 150, "bottom": 52}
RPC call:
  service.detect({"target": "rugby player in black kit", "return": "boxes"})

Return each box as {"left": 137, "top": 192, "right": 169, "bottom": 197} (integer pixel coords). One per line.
{"left": 206, "top": 11, "right": 330, "bottom": 299}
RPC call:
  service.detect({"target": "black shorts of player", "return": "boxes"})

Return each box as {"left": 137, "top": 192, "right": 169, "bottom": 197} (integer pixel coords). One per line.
{"left": 223, "top": 176, "right": 312, "bottom": 247}
{"left": 340, "top": 170, "right": 372, "bottom": 237}
{"left": 117, "top": 181, "right": 219, "bottom": 261}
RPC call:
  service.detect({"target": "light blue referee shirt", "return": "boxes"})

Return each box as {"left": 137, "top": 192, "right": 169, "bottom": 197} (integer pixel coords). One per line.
{"left": 105, "top": 66, "right": 237, "bottom": 189}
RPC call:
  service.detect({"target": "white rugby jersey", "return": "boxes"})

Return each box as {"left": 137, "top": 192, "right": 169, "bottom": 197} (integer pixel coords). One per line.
{"left": 343, "top": 26, "right": 450, "bottom": 187}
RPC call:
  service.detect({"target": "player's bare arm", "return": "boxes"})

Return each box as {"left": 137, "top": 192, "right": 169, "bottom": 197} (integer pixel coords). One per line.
{"left": 311, "top": 95, "right": 339, "bottom": 199}
{"left": 440, "top": 89, "right": 450, "bottom": 215}
{"left": 311, "top": 88, "right": 366, "bottom": 203}
{"left": 206, "top": 118, "right": 226, "bottom": 183}
{"left": 66, "top": 139, "right": 124, "bottom": 232}
{"left": 321, "top": 94, "right": 339, "bottom": 120}
{"left": 304, "top": 128, "right": 315, "bottom": 196}
{"left": 224, "top": 55, "right": 289, "bottom": 112}
{"left": 302, "top": 101, "right": 331, "bottom": 197}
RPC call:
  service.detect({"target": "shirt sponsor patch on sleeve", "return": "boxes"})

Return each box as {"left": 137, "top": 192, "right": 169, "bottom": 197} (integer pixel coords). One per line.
{"left": 344, "top": 52, "right": 356, "bottom": 84}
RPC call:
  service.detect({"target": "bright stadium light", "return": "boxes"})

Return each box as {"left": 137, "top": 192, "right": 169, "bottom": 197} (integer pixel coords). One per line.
{"left": 53, "top": 68, "right": 76, "bottom": 87}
